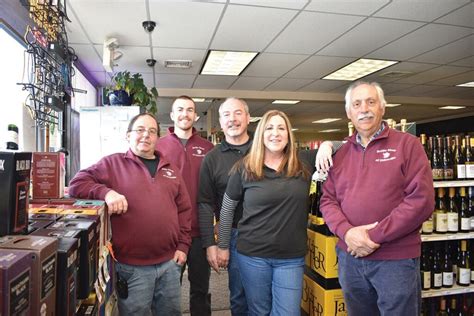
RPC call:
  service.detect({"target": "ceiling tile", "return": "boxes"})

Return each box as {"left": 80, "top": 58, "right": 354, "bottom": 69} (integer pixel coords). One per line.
{"left": 154, "top": 74, "right": 196, "bottom": 89}
{"left": 368, "top": 24, "right": 473, "bottom": 61}
{"left": 304, "top": 0, "right": 390, "bottom": 16}
{"left": 149, "top": 2, "right": 224, "bottom": 48}
{"left": 430, "top": 70, "right": 474, "bottom": 86}
{"left": 449, "top": 56, "right": 474, "bottom": 67}
{"left": 364, "top": 62, "right": 439, "bottom": 83}
{"left": 266, "top": 11, "right": 364, "bottom": 54}
{"left": 380, "top": 83, "right": 415, "bottom": 95}
{"left": 242, "top": 53, "right": 308, "bottom": 77}
{"left": 152, "top": 48, "right": 207, "bottom": 74}
{"left": 373, "top": 0, "right": 469, "bottom": 22}
{"left": 318, "top": 18, "right": 423, "bottom": 57}
{"left": 298, "top": 80, "right": 347, "bottom": 93}
{"left": 230, "top": 0, "right": 307, "bottom": 10}
{"left": 65, "top": 19, "right": 90, "bottom": 44}
{"left": 395, "top": 65, "right": 470, "bottom": 84}
{"left": 264, "top": 78, "right": 313, "bottom": 91}
{"left": 211, "top": 5, "right": 297, "bottom": 51}
{"left": 434, "top": 2, "right": 474, "bottom": 27}
{"left": 284, "top": 55, "right": 355, "bottom": 79}
{"left": 388, "top": 85, "right": 442, "bottom": 97}
{"left": 229, "top": 77, "right": 276, "bottom": 90}
{"left": 95, "top": 45, "right": 152, "bottom": 73}
{"left": 193, "top": 75, "right": 237, "bottom": 89}
{"left": 410, "top": 35, "right": 474, "bottom": 64}
{"left": 73, "top": 44, "right": 103, "bottom": 72}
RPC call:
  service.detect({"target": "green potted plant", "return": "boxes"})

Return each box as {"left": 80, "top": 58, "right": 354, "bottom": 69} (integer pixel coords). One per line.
{"left": 108, "top": 71, "right": 159, "bottom": 115}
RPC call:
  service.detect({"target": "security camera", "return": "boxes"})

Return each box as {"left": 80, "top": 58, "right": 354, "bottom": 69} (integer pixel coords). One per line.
{"left": 202, "top": 111, "right": 208, "bottom": 116}
{"left": 146, "top": 59, "right": 157, "bottom": 67}
{"left": 142, "top": 21, "right": 156, "bottom": 33}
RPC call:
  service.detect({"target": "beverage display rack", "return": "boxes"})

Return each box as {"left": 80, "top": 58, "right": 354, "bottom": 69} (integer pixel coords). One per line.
{"left": 422, "top": 179, "right": 474, "bottom": 299}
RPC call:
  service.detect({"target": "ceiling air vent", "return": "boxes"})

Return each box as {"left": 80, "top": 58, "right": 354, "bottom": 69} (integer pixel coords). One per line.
{"left": 164, "top": 60, "right": 193, "bottom": 69}
{"left": 380, "top": 71, "right": 413, "bottom": 78}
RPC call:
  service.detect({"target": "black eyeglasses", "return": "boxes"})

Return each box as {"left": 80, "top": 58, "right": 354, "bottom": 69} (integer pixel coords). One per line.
{"left": 129, "top": 128, "right": 158, "bottom": 136}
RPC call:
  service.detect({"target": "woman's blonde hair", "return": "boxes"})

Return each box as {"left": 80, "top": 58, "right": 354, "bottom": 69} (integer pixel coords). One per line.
{"left": 237, "top": 110, "right": 309, "bottom": 181}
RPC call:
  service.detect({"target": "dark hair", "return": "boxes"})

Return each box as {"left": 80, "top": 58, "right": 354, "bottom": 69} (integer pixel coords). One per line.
{"left": 127, "top": 113, "right": 160, "bottom": 135}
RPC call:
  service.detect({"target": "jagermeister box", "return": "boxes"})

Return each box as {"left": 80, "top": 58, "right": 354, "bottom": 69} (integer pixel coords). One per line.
{"left": 302, "top": 271, "right": 347, "bottom": 316}
{"left": 0, "top": 235, "right": 58, "bottom": 316}
{"left": 307, "top": 229, "right": 339, "bottom": 281}
{"left": 0, "top": 249, "right": 34, "bottom": 316}
{"left": 0, "top": 151, "right": 32, "bottom": 236}
{"left": 32, "top": 152, "right": 65, "bottom": 199}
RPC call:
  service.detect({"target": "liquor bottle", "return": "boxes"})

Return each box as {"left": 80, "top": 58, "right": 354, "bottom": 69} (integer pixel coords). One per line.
{"left": 421, "top": 244, "right": 432, "bottom": 290}
{"left": 446, "top": 296, "right": 459, "bottom": 316}
{"left": 443, "top": 136, "right": 454, "bottom": 180}
{"left": 431, "top": 242, "right": 443, "bottom": 289}
{"left": 434, "top": 188, "right": 448, "bottom": 234}
{"left": 400, "top": 119, "right": 407, "bottom": 132}
{"left": 447, "top": 187, "right": 459, "bottom": 233}
{"left": 432, "top": 136, "right": 444, "bottom": 181}
{"left": 421, "top": 134, "right": 432, "bottom": 165}
{"left": 457, "top": 240, "right": 470, "bottom": 286}
{"left": 436, "top": 297, "right": 448, "bottom": 316}
{"left": 6, "top": 124, "right": 19, "bottom": 150}
{"left": 451, "top": 241, "right": 461, "bottom": 281}
{"left": 468, "top": 187, "right": 474, "bottom": 231}
{"left": 454, "top": 135, "right": 466, "bottom": 179}
{"left": 348, "top": 122, "right": 354, "bottom": 137}
{"left": 442, "top": 242, "right": 454, "bottom": 288}
{"left": 459, "top": 187, "right": 470, "bottom": 232}
{"left": 422, "top": 211, "right": 434, "bottom": 235}
{"left": 466, "top": 135, "right": 474, "bottom": 179}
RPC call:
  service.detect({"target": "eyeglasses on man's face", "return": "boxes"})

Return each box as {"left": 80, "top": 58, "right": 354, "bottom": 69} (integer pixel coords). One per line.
{"left": 129, "top": 127, "right": 158, "bottom": 136}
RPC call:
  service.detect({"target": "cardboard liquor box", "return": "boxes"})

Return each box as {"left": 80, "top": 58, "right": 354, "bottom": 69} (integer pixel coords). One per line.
{"left": 76, "top": 301, "right": 97, "bottom": 316}
{"left": 60, "top": 212, "right": 105, "bottom": 256}
{"left": 302, "top": 272, "right": 347, "bottom": 316}
{"left": 0, "top": 151, "right": 32, "bottom": 236}
{"left": 27, "top": 219, "right": 54, "bottom": 234}
{"left": 0, "top": 235, "right": 58, "bottom": 316}
{"left": 307, "top": 229, "right": 339, "bottom": 280}
{"left": 48, "top": 220, "right": 97, "bottom": 299}
{"left": 0, "top": 249, "right": 34, "bottom": 316}
{"left": 32, "top": 152, "right": 65, "bottom": 199}
{"left": 29, "top": 212, "right": 63, "bottom": 222}
{"left": 28, "top": 204, "right": 64, "bottom": 215}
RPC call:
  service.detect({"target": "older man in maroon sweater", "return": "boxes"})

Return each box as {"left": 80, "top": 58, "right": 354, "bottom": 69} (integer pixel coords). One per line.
{"left": 69, "top": 113, "right": 192, "bottom": 316}
{"left": 320, "top": 81, "right": 434, "bottom": 316}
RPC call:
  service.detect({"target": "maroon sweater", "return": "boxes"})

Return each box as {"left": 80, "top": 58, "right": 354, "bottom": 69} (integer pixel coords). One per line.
{"left": 68, "top": 149, "right": 192, "bottom": 265}
{"left": 320, "top": 126, "right": 434, "bottom": 260}
{"left": 156, "top": 128, "right": 214, "bottom": 237}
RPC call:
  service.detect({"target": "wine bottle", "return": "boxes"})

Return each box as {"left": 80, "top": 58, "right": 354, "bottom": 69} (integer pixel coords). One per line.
{"left": 6, "top": 124, "right": 19, "bottom": 150}
{"left": 421, "top": 244, "right": 432, "bottom": 290}
{"left": 466, "top": 135, "right": 474, "bottom": 179}
{"left": 443, "top": 136, "right": 454, "bottom": 180}
{"left": 454, "top": 135, "right": 466, "bottom": 179}
{"left": 431, "top": 242, "right": 443, "bottom": 289}
{"left": 421, "top": 134, "right": 432, "bottom": 166}
{"left": 432, "top": 136, "right": 444, "bottom": 181}
{"left": 446, "top": 296, "right": 459, "bottom": 316}
{"left": 447, "top": 187, "right": 459, "bottom": 233}
{"left": 468, "top": 187, "right": 474, "bottom": 231}
{"left": 459, "top": 187, "right": 470, "bottom": 232}
{"left": 457, "top": 240, "right": 470, "bottom": 286}
{"left": 442, "top": 242, "right": 454, "bottom": 288}
{"left": 400, "top": 119, "right": 407, "bottom": 132}
{"left": 434, "top": 188, "right": 448, "bottom": 234}
{"left": 436, "top": 297, "right": 448, "bottom": 316}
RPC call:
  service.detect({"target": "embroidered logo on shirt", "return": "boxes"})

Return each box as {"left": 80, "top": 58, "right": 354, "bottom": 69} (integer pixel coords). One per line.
{"left": 375, "top": 149, "right": 397, "bottom": 162}
{"left": 161, "top": 168, "right": 177, "bottom": 179}
{"left": 192, "top": 146, "right": 206, "bottom": 157}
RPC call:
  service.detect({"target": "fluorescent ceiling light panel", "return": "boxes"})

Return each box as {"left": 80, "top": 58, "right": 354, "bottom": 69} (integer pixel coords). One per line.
{"left": 312, "top": 118, "right": 341, "bottom": 124}
{"left": 386, "top": 103, "right": 401, "bottom": 108}
{"left": 291, "top": 128, "right": 299, "bottom": 131}
{"left": 272, "top": 100, "right": 300, "bottom": 104}
{"left": 323, "top": 59, "right": 398, "bottom": 81}
{"left": 249, "top": 117, "right": 262, "bottom": 123}
{"left": 320, "top": 129, "right": 341, "bottom": 133}
{"left": 201, "top": 50, "right": 258, "bottom": 76}
{"left": 192, "top": 98, "right": 206, "bottom": 102}
{"left": 456, "top": 81, "right": 474, "bottom": 88}
{"left": 439, "top": 106, "right": 466, "bottom": 110}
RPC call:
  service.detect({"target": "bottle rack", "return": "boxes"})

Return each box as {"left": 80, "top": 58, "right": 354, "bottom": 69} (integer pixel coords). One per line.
{"left": 422, "top": 179, "right": 474, "bottom": 299}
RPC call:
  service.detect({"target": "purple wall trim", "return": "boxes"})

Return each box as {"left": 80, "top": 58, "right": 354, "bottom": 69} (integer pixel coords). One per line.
{"left": 74, "top": 59, "right": 99, "bottom": 88}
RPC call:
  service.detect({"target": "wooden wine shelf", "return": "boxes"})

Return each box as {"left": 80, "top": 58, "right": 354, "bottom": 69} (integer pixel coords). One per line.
{"left": 422, "top": 232, "right": 474, "bottom": 242}
{"left": 422, "top": 284, "right": 474, "bottom": 298}
{"left": 433, "top": 180, "right": 474, "bottom": 188}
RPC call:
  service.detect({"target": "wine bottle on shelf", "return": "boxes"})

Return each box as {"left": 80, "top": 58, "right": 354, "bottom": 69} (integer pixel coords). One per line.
{"left": 400, "top": 119, "right": 407, "bottom": 132}
{"left": 454, "top": 135, "right": 466, "bottom": 180}
{"left": 468, "top": 187, "right": 474, "bottom": 232}
{"left": 421, "top": 243, "right": 432, "bottom": 290}
{"left": 434, "top": 188, "right": 448, "bottom": 234}
{"left": 421, "top": 134, "right": 432, "bottom": 166}
{"left": 436, "top": 297, "right": 449, "bottom": 316}
{"left": 432, "top": 242, "right": 443, "bottom": 289}
{"left": 457, "top": 240, "right": 471, "bottom": 286}
{"left": 446, "top": 296, "right": 459, "bottom": 316}
{"left": 432, "top": 136, "right": 444, "bottom": 181}
{"left": 459, "top": 187, "right": 470, "bottom": 232}
{"left": 450, "top": 241, "right": 461, "bottom": 282}
{"left": 442, "top": 242, "right": 454, "bottom": 288}
{"left": 466, "top": 135, "right": 474, "bottom": 179}
{"left": 447, "top": 187, "right": 459, "bottom": 233}
{"left": 443, "top": 136, "right": 454, "bottom": 180}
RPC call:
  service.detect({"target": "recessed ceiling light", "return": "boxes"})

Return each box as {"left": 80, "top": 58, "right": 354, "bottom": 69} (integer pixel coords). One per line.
{"left": 249, "top": 117, "right": 262, "bottom": 123}
{"left": 386, "top": 103, "right": 401, "bottom": 108}
{"left": 201, "top": 50, "right": 258, "bottom": 76}
{"left": 456, "top": 81, "right": 474, "bottom": 88}
{"left": 164, "top": 60, "right": 192, "bottom": 69}
{"left": 312, "top": 118, "right": 341, "bottom": 124}
{"left": 439, "top": 106, "right": 466, "bottom": 110}
{"left": 323, "top": 58, "right": 398, "bottom": 81}
{"left": 272, "top": 100, "right": 300, "bottom": 104}
{"left": 320, "top": 129, "right": 341, "bottom": 133}
{"left": 192, "top": 98, "right": 206, "bottom": 102}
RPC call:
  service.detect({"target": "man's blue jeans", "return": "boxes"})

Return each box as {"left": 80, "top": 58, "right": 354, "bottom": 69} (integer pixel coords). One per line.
{"left": 336, "top": 247, "right": 421, "bottom": 316}
{"left": 237, "top": 252, "right": 304, "bottom": 316}
{"left": 115, "top": 259, "right": 182, "bottom": 316}
{"left": 229, "top": 228, "right": 249, "bottom": 315}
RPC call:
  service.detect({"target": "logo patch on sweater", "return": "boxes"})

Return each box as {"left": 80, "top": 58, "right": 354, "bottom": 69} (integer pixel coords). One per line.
{"left": 375, "top": 148, "right": 396, "bottom": 162}
{"left": 192, "top": 146, "right": 207, "bottom": 157}
{"left": 161, "top": 168, "right": 177, "bottom": 179}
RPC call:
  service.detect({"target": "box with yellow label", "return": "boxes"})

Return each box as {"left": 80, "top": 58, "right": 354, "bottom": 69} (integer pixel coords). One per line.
{"left": 307, "top": 229, "right": 339, "bottom": 279}
{"left": 302, "top": 273, "right": 347, "bottom": 316}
